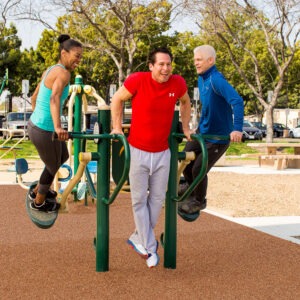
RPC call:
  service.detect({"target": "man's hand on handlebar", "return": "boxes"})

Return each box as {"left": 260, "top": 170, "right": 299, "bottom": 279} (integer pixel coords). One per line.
{"left": 110, "top": 128, "right": 124, "bottom": 136}
{"left": 183, "top": 128, "right": 193, "bottom": 141}
{"left": 230, "top": 131, "right": 243, "bottom": 143}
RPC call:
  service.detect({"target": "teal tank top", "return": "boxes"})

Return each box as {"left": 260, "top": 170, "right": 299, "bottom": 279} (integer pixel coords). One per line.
{"left": 30, "top": 64, "right": 70, "bottom": 131}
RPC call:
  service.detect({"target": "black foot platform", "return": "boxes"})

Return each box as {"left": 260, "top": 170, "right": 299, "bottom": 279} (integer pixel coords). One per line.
{"left": 25, "top": 182, "right": 58, "bottom": 229}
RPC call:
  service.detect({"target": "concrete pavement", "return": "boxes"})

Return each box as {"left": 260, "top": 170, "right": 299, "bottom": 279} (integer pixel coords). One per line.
{"left": 206, "top": 209, "right": 300, "bottom": 245}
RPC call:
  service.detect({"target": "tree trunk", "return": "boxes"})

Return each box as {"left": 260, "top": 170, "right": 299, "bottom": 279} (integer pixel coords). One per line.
{"left": 265, "top": 106, "right": 274, "bottom": 143}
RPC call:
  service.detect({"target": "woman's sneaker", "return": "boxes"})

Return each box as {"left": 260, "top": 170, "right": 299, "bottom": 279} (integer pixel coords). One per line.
{"left": 29, "top": 189, "right": 57, "bottom": 201}
{"left": 30, "top": 199, "right": 59, "bottom": 213}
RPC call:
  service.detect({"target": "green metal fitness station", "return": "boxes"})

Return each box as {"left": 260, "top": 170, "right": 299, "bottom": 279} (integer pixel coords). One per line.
{"left": 25, "top": 75, "right": 228, "bottom": 272}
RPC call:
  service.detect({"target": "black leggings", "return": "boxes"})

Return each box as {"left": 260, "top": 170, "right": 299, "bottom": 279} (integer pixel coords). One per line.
{"left": 27, "top": 120, "right": 69, "bottom": 195}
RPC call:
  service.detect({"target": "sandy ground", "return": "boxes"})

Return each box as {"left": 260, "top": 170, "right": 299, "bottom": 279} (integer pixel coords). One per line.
{"left": 1, "top": 157, "right": 299, "bottom": 218}
{"left": 207, "top": 171, "right": 300, "bottom": 217}
{"left": 205, "top": 158, "right": 300, "bottom": 217}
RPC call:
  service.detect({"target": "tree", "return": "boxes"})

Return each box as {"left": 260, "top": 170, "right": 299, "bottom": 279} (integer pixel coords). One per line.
{"left": 17, "top": 0, "right": 176, "bottom": 88}
{"left": 0, "top": 0, "right": 22, "bottom": 34}
{"left": 1, "top": 1, "right": 22, "bottom": 96}
{"left": 9, "top": 0, "right": 208, "bottom": 100}
{"left": 0, "top": 24, "right": 22, "bottom": 96}
{"left": 285, "top": 42, "right": 300, "bottom": 110}
{"left": 168, "top": 31, "right": 203, "bottom": 96}
{"left": 185, "top": 0, "right": 300, "bottom": 142}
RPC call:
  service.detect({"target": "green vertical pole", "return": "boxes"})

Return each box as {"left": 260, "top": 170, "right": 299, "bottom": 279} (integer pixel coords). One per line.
{"left": 96, "top": 107, "right": 111, "bottom": 272}
{"left": 73, "top": 75, "right": 83, "bottom": 176}
{"left": 164, "top": 111, "right": 179, "bottom": 268}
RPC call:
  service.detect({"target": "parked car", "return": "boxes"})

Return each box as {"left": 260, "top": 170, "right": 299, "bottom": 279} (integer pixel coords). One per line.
{"left": 242, "top": 120, "right": 263, "bottom": 141}
{"left": 85, "top": 113, "right": 98, "bottom": 133}
{"left": 273, "top": 123, "right": 289, "bottom": 137}
{"left": 0, "top": 115, "right": 5, "bottom": 136}
{"left": 289, "top": 125, "right": 300, "bottom": 138}
{"left": 251, "top": 121, "right": 267, "bottom": 137}
{"left": 2, "top": 112, "right": 32, "bottom": 139}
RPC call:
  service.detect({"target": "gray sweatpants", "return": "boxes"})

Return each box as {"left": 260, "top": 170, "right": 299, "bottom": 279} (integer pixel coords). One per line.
{"left": 129, "top": 145, "right": 170, "bottom": 254}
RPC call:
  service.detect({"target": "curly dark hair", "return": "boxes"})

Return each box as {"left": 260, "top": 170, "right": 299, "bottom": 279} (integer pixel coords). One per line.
{"left": 57, "top": 34, "right": 82, "bottom": 58}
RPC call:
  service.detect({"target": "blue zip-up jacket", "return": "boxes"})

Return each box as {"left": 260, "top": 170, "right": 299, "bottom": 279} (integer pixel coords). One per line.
{"left": 198, "top": 65, "right": 244, "bottom": 144}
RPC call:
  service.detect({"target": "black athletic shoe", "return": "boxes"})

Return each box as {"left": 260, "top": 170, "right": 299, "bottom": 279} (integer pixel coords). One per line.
{"left": 29, "top": 189, "right": 57, "bottom": 201}
{"left": 30, "top": 200, "right": 59, "bottom": 213}
{"left": 46, "top": 198, "right": 60, "bottom": 210}
{"left": 178, "top": 182, "right": 189, "bottom": 196}
{"left": 198, "top": 198, "right": 207, "bottom": 210}
{"left": 178, "top": 197, "right": 207, "bottom": 214}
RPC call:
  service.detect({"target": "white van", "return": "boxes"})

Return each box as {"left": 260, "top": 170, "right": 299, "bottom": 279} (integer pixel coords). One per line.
{"left": 2, "top": 112, "right": 32, "bottom": 138}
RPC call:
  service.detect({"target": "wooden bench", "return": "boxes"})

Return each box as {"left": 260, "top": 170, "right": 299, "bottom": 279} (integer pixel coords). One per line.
{"left": 247, "top": 142, "right": 300, "bottom": 169}
{"left": 259, "top": 154, "right": 300, "bottom": 170}
{"left": 247, "top": 142, "right": 300, "bottom": 155}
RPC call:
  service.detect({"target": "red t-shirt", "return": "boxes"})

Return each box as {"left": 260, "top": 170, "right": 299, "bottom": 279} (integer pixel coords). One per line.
{"left": 124, "top": 72, "right": 187, "bottom": 152}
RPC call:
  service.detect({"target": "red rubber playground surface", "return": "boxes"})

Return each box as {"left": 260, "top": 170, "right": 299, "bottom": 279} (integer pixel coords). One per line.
{"left": 1, "top": 184, "right": 299, "bottom": 299}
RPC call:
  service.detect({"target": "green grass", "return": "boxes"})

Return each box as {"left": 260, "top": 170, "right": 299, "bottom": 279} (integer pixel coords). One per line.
{"left": 0, "top": 138, "right": 289, "bottom": 160}
{"left": 178, "top": 141, "right": 261, "bottom": 157}
{"left": 0, "top": 138, "right": 98, "bottom": 160}
{"left": 226, "top": 141, "right": 259, "bottom": 156}
{"left": 0, "top": 139, "right": 38, "bottom": 159}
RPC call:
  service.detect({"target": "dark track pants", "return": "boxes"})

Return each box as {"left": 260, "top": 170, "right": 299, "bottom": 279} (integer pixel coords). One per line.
{"left": 183, "top": 140, "right": 229, "bottom": 203}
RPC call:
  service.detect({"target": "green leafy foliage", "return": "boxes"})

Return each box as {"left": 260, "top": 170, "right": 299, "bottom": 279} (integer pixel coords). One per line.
{"left": 1, "top": 0, "right": 300, "bottom": 117}
{"left": 0, "top": 24, "right": 22, "bottom": 95}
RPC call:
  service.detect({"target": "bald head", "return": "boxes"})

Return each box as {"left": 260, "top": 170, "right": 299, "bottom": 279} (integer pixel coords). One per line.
{"left": 193, "top": 45, "right": 216, "bottom": 74}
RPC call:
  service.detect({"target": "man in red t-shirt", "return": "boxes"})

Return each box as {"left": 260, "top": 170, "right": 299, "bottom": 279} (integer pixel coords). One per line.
{"left": 111, "top": 47, "right": 191, "bottom": 268}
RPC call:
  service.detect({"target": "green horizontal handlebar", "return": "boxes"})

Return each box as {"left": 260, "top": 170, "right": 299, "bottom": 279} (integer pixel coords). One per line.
{"left": 53, "top": 131, "right": 113, "bottom": 141}
{"left": 201, "top": 134, "right": 230, "bottom": 141}
{"left": 67, "top": 132, "right": 112, "bottom": 140}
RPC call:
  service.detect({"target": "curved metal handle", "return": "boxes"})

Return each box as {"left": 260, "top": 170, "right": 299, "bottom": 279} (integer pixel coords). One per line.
{"left": 102, "top": 134, "right": 130, "bottom": 205}
{"left": 54, "top": 132, "right": 130, "bottom": 206}
{"left": 202, "top": 134, "right": 230, "bottom": 141}
{"left": 173, "top": 133, "right": 229, "bottom": 202}
{"left": 173, "top": 133, "right": 207, "bottom": 202}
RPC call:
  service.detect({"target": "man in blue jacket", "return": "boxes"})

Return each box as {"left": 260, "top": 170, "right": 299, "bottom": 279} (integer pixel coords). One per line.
{"left": 178, "top": 45, "right": 244, "bottom": 221}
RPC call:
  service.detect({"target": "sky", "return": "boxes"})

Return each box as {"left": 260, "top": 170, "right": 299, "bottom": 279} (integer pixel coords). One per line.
{"left": 15, "top": 20, "right": 45, "bottom": 50}
{"left": 12, "top": 14, "right": 198, "bottom": 50}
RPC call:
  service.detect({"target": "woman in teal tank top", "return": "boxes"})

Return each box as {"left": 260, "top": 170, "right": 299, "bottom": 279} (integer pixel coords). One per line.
{"left": 27, "top": 34, "right": 83, "bottom": 213}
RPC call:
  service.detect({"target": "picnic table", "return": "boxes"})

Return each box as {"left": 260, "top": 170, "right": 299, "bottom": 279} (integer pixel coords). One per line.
{"left": 247, "top": 142, "right": 300, "bottom": 170}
